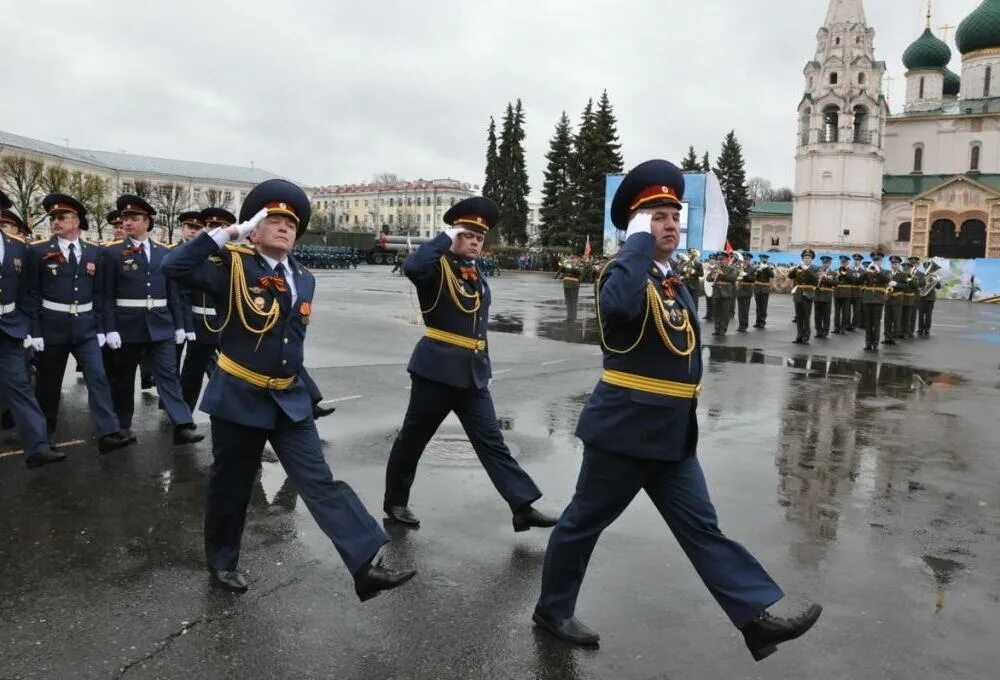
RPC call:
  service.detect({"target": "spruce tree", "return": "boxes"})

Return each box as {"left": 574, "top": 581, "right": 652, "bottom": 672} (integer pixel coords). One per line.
{"left": 539, "top": 112, "right": 575, "bottom": 246}
{"left": 496, "top": 100, "right": 530, "bottom": 245}
{"left": 482, "top": 117, "right": 500, "bottom": 204}
{"left": 681, "top": 146, "right": 700, "bottom": 171}
{"left": 713, "top": 131, "right": 752, "bottom": 249}
{"left": 570, "top": 92, "right": 623, "bottom": 256}
{"left": 701, "top": 152, "right": 711, "bottom": 173}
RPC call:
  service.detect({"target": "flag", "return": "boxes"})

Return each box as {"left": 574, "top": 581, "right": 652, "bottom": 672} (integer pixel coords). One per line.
{"left": 583, "top": 234, "right": 592, "bottom": 260}
{"left": 379, "top": 233, "right": 388, "bottom": 248}
{"left": 406, "top": 234, "right": 412, "bottom": 250}
{"left": 724, "top": 240, "right": 733, "bottom": 254}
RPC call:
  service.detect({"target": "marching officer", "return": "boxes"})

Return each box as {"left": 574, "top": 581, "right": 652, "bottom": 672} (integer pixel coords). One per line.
{"left": 101, "top": 195, "right": 203, "bottom": 445}
{"left": 383, "top": 196, "right": 557, "bottom": 531}
{"left": 534, "top": 160, "right": 821, "bottom": 659}
{"left": 562, "top": 255, "right": 582, "bottom": 321}
{"left": 162, "top": 179, "right": 414, "bottom": 598}
{"left": 813, "top": 255, "right": 836, "bottom": 339}
{"left": 681, "top": 247, "right": 703, "bottom": 313}
{"left": 25, "top": 194, "right": 134, "bottom": 453}
{"left": 708, "top": 252, "right": 736, "bottom": 337}
{"left": 883, "top": 255, "right": 906, "bottom": 344}
{"left": 752, "top": 254, "right": 773, "bottom": 328}
{"left": 918, "top": 260, "right": 941, "bottom": 336}
{"left": 849, "top": 253, "right": 865, "bottom": 331}
{"left": 861, "top": 253, "right": 890, "bottom": 352}
{"left": 833, "top": 255, "right": 853, "bottom": 334}
{"left": 789, "top": 249, "right": 819, "bottom": 344}
{"left": 735, "top": 252, "right": 755, "bottom": 332}
{"left": 0, "top": 190, "right": 65, "bottom": 468}
{"left": 0, "top": 206, "right": 32, "bottom": 239}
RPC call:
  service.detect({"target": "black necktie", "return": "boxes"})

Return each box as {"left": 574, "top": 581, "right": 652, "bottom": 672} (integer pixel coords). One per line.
{"left": 274, "top": 262, "right": 291, "bottom": 309}
{"left": 68, "top": 242, "right": 77, "bottom": 268}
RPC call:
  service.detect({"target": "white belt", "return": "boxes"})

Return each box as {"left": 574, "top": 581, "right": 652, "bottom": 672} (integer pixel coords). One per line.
{"left": 0, "top": 302, "right": 15, "bottom": 314}
{"left": 191, "top": 305, "right": 217, "bottom": 316}
{"left": 117, "top": 298, "right": 167, "bottom": 309}
{"left": 42, "top": 300, "right": 93, "bottom": 314}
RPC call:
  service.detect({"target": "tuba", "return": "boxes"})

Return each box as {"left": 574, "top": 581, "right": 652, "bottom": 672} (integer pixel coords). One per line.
{"left": 920, "top": 261, "right": 942, "bottom": 296}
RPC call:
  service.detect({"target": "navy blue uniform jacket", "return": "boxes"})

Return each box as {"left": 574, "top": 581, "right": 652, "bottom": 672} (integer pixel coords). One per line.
{"left": 1, "top": 233, "right": 33, "bottom": 340}
{"left": 26, "top": 236, "right": 105, "bottom": 344}
{"left": 101, "top": 239, "right": 184, "bottom": 343}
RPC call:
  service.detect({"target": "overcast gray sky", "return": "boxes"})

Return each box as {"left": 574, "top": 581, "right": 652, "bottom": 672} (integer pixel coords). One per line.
{"left": 2, "top": 0, "right": 983, "bottom": 194}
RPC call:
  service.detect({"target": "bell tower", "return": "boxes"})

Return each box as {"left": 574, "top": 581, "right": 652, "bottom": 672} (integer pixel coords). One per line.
{"left": 791, "top": 0, "right": 889, "bottom": 252}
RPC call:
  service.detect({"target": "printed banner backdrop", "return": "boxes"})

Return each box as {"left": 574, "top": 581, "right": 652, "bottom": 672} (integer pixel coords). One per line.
{"left": 699, "top": 251, "right": 1000, "bottom": 301}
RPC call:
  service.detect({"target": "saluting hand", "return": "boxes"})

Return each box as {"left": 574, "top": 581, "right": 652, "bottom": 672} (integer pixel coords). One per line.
{"left": 226, "top": 208, "right": 269, "bottom": 241}
{"left": 444, "top": 226, "right": 471, "bottom": 241}
{"left": 625, "top": 212, "right": 652, "bottom": 240}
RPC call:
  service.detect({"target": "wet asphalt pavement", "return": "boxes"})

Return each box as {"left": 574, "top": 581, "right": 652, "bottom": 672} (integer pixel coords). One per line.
{"left": 2, "top": 267, "right": 999, "bottom": 679}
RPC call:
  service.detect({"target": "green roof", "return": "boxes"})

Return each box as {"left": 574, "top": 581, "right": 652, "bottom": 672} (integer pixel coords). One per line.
{"left": 943, "top": 69, "right": 962, "bottom": 96}
{"left": 902, "top": 28, "right": 951, "bottom": 70}
{"left": 882, "top": 174, "right": 1000, "bottom": 196}
{"left": 750, "top": 201, "right": 793, "bottom": 216}
{"left": 957, "top": 0, "right": 1000, "bottom": 54}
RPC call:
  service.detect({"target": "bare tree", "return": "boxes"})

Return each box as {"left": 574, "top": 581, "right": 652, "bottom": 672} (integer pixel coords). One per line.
{"left": 70, "top": 172, "right": 112, "bottom": 240}
{"left": 0, "top": 155, "right": 44, "bottom": 232}
{"left": 132, "top": 179, "right": 154, "bottom": 199}
{"left": 150, "top": 182, "right": 190, "bottom": 243}
{"left": 203, "top": 188, "right": 232, "bottom": 210}
{"left": 39, "top": 164, "right": 71, "bottom": 195}
{"left": 748, "top": 176, "right": 774, "bottom": 204}
{"left": 772, "top": 187, "right": 794, "bottom": 202}
{"left": 372, "top": 172, "right": 401, "bottom": 185}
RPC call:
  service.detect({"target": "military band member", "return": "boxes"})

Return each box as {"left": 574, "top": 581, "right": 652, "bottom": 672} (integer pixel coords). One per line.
{"left": 752, "top": 253, "right": 773, "bottom": 328}
{"left": 25, "top": 194, "right": 134, "bottom": 454}
{"left": 702, "top": 252, "right": 717, "bottom": 322}
{"left": 708, "top": 252, "right": 736, "bottom": 337}
{"left": 0, "top": 190, "right": 65, "bottom": 468}
{"left": 883, "top": 255, "right": 906, "bottom": 344}
{"left": 101, "top": 195, "right": 203, "bottom": 445}
{"left": 861, "top": 253, "right": 890, "bottom": 352}
{"left": 534, "top": 160, "right": 821, "bottom": 659}
{"left": 849, "top": 253, "right": 865, "bottom": 330}
{"left": 903, "top": 257, "right": 921, "bottom": 339}
{"left": 735, "top": 252, "right": 755, "bottom": 332}
{"left": 383, "top": 196, "right": 556, "bottom": 531}
{"left": 681, "top": 247, "right": 703, "bottom": 313}
{"left": 789, "top": 249, "right": 819, "bottom": 344}
{"left": 562, "top": 255, "right": 582, "bottom": 322}
{"left": 162, "top": 179, "right": 415, "bottom": 597}
{"left": 813, "top": 255, "right": 836, "bottom": 339}
{"left": 918, "top": 260, "right": 941, "bottom": 336}
{"left": 833, "top": 255, "right": 853, "bottom": 334}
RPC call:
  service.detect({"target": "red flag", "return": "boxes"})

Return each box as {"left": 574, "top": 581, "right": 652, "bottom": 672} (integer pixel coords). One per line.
{"left": 379, "top": 233, "right": 388, "bottom": 248}
{"left": 724, "top": 240, "right": 733, "bottom": 254}
{"left": 583, "top": 234, "right": 592, "bottom": 260}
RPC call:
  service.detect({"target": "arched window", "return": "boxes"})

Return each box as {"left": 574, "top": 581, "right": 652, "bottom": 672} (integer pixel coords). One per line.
{"left": 929, "top": 219, "right": 956, "bottom": 257}
{"left": 919, "top": 77, "right": 925, "bottom": 99}
{"left": 971, "top": 145, "right": 981, "bottom": 172}
{"left": 897, "top": 222, "right": 911, "bottom": 242}
{"left": 822, "top": 105, "right": 839, "bottom": 142}
{"left": 830, "top": 72, "right": 839, "bottom": 85}
{"left": 913, "top": 146, "right": 923, "bottom": 173}
{"left": 835, "top": 37, "right": 841, "bottom": 46}
{"left": 853, "top": 106, "right": 869, "bottom": 143}
{"left": 858, "top": 72, "right": 866, "bottom": 85}
{"left": 985, "top": 66, "right": 992, "bottom": 97}
{"left": 959, "top": 220, "right": 987, "bottom": 258}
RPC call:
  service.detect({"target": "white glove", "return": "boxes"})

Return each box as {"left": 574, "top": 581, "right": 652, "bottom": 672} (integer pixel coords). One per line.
{"left": 31, "top": 337, "right": 45, "bottom": 352}
{"left": 97, "top": 333, "right": 107, "bottom": 348}
{"left": 185, "top": 331, "right": 196, "bottom": 342}
{"left": 625, "top": 212, "right": 652, "bottom": 240}
{"left": 228, "top": 208, "right": 268, "bottom": 240}
{"left": 24, "top": 335, "right": 34, "bottom": 349}
{"left": 106, "top": 332, "right": 122, "bottom": 350}
{"left": 444, "top": 226, "right": 469, "bottom": 241}
{"left": 174, "top": 329, "right": 186, "bottom": 344}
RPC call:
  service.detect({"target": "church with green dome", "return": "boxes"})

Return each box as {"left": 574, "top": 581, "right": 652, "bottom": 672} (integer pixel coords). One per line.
{"left": 751, "top": 0, "right": 1000, "bottom": 261}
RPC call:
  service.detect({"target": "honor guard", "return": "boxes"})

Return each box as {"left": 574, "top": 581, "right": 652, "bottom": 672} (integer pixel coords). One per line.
{"left": 752, "top": 254, "right": 773, "bottom": 328}
{"left": 883, "top": 255, "right": 906, "bottom": 344}
{"left": 101, "top": 195, "right": 202, "bottom": 445}
{"left": 0, "top": 190, "right": 65, "bottom": 468}
{"left": 562, "top": 255, "right": 582, "bottom": 322}
{"left": 535, "top": 160, "right": 821, "bottom": 658}
{"left": 735, "top": 252, "right": 755, "bottom": 332}
{"left": 789, "top": 249, "right": 819, "bottom": 344}
{"left": 849, "top": 253, "right": 865, "bottom": 330}
{"left": 918, "top": 260, "right": 941, "bottom": 336}
{"left": 861, "top": 252, "right": 890, "bottom": 351}
{"left": 162, "top": 179, "right": 414, "bottom": 597}
{"left": 25, "top": 194, "right": 134, "bottom": 454}
{"left": 708, "top": 251, "right": 737, "bottom": 336}
{"left": 813, "top": 255, "right": 836, "bottom": 339}
{"left": 383, "top": 196, "right": 556, "bottom": 531}
{"left": 833, "top": 255, "right": 853, "bottom": 334}
{"left": 681, "top": 248, "right": 703, "bottom": 313}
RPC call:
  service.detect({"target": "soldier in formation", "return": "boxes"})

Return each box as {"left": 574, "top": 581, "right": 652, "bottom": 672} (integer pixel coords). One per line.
{"left": 788, "top": 249, "right": 819, "bottom": 345}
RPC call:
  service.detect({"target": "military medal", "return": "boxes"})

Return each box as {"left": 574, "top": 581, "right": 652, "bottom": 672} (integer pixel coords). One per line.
{"left": 12, "top": 257, "right": 21, "bottom": 272}
{"left": 253, "top": 296, "right": 265, "bottom": 310}
{"left": 299, "top": 302, "right": 311, "bottom": 325}
{"left": 85, "top": 262, "right": 95, "bottom": 275}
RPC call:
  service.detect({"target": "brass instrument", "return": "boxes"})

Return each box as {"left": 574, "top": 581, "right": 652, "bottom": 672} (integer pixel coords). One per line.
{"left": 920, "top": 261, "right": 942, "bottom": 296}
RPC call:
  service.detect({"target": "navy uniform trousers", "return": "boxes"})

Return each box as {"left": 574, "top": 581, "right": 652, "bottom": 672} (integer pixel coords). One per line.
{"left": 207, "top": 409, "right": 387, "bottom": 574}
{"left": 539, "top": 445, "right": 783, "bottom": 627}
{"left": 179, "top": 341, "right": 217, "bottom": 411}
{"left": 0, "top": 334, "right": 50, "bottom": 457}
{"left": 36, "top": 337, "right": 120, "bottom": 436}
{"left": 385, "top": 374, "right": 542, "bottom": 511}
{"left": 111, "top": 340, "right": 192, "bottom": 430}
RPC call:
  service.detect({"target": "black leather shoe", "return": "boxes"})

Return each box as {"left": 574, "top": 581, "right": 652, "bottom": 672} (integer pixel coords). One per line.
{"left": 383, "top": 503, "right": 420, "bottom": 527}
{"left": 173, "top": 425, "right": 204, "bottom": 445}
{"left": 513, "top": 506, "right": 558, "bottom": 532}
{"left": 354, "top": 556, "right": 416, "bottom": 602}
{"left": 210, "top": 568, "right": 248, "bottom": 593}
{"left": 98, "top": 432, "right": 133, "bottom": 454}
{"left": 532, "top": 606, "right": 600, "bottom": 646}
{"left": 25, "top": 447, "right": 67, "bottom": 468}
{"left": 140, "top": 374, "right": 155, "bottom": 390}
{"left": 741, "top": 603, "right": 822, "bottom": 662}
{"left": 119, "top": 429, "right": 138, "bottom": 445}
{"left": 313, "top": 404, "right": 336, "bottom": 419}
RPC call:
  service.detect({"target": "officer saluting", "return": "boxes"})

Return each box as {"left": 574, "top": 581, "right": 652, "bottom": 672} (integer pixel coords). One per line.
{"left": 101, "top": 195, "right": 203, "bottom": 445}
{"left": 0, "top": 190, "right": 64, "bottom": 468}
{"left": 26, "top": 194, "right": 134, "bottom": 454}
{"left": 534, "top": 161, "right": 821, "bottom": 659}
{"left": 162, "top": 179, "right": 414, "bottom": 598}
{"left": 383, "top": 196, "right": 557, "bottom": 531}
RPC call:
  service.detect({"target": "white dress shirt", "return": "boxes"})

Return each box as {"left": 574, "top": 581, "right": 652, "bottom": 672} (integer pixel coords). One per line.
{"left": 57, "top": 236, "right": 82, "bottom": 262}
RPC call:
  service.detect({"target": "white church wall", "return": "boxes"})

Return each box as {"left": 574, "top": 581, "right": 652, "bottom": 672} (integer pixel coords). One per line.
{"left": 884, "top": 117, "right": 1000, "bottom": 175}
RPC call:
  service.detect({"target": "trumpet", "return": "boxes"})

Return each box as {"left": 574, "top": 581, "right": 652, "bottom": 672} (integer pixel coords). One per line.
{"left": 867, "top": 264, "right": 879, "bottom": 273}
